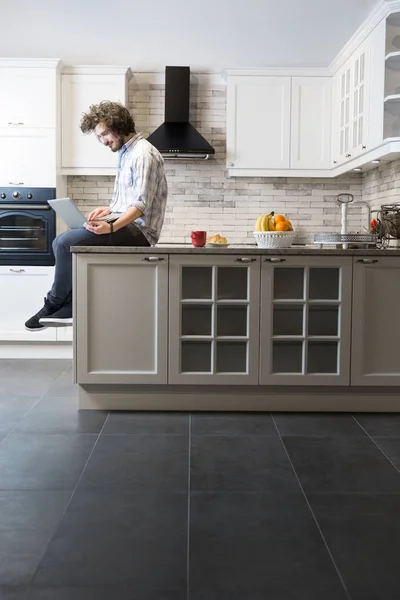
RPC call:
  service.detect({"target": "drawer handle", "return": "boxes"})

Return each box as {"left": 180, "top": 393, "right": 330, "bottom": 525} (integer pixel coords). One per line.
{"left": 8, "top": 122, "right": 24, "bottom": 126}
{"left": 265, "top": 257, "right": 286, "bottom": 263}
{"left": 143, "top": 256, "right": 165, "bottom": 262}
{"left": 9, "top": 268, "right": 26, "bottom": 273}
{"left": 235, "top": 257, "right": 256, "bottom": 263}
{"left": 356, "top": 259, "right": 378, "bottom": 264}
{"left": 8, "top": 181, "right": 24, "bottom": 185}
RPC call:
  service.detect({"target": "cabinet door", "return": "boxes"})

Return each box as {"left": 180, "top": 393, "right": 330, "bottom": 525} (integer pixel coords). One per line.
{"left": 0, "top": 266, "right": 56, "bottom": 341}
{"left": 169, "top": 255, "right": 260, "bottom": 385}
{"left": 350, "top": 43, "right": 370, "bottom": 157}
{"left": 0, "top": 128, "right": 56, "bottom": 187}
{"left": 226, "top": 76, "right": 291, "bottom": 170}
{"left": 290, "top": 77, "right": 332, "bottom": 169}
{"left": 260, "top": 256, "right": 352, "bottom": 385}
{"left": 61, "top": 74, "right": 128, "bottom": 171}
{"left": 351, "top": 257, "right": 400, "bottom": 386}
{"left": 0, "top": 68, "right": 56, "bottom": 128}
{"left": 74, "top": 254, "right": 168, "bottom": 384}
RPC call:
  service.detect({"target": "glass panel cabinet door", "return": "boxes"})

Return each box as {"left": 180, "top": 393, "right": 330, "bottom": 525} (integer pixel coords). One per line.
{"left": 259, "top": 256, "right": 353, "bottom": 385}
{"left": 169, "top": 255, "right": 260, "bottom": 384}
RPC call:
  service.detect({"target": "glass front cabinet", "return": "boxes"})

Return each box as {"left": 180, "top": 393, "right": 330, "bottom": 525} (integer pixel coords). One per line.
{"left": 169, "top": 255, "right": 260, "bottom": 384}
{"left": 259, "top": 256, "right": 353, "bottom": 385}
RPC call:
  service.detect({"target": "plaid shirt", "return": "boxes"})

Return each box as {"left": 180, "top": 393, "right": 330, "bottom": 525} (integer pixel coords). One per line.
{"left": 109, "top": 133, "right": 168, "bottom": 245}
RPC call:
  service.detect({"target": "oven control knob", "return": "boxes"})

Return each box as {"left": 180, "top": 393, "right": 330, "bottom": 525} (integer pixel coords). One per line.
{"left": 0, "top": 193, "right": 6, "bottom": 199}
{"left": 26, "top": 193, "right": 33, "bottom": 199}
{"left": 12, "top": 191, "right": 21, "bottom": 200}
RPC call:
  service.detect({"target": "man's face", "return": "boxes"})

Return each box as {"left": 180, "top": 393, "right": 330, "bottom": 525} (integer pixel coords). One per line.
{"left": 94, "top": 123, "right": 124, "bottom": 152}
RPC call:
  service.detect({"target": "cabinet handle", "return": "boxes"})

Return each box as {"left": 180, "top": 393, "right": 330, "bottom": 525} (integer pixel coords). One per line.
{"left": 8, "top": 181, "right": 24, "bottom": 185}
{"left": 265, "top": 257, "right": 286, "bottom": 263}
{"left": 356, "top": 259, "right": 378, "bottom": 264}
{"left": 8, "top": 122, "right": 24, "bottom": 126}
{"left": 142, "top": 256, "right": 165, "bottom": 262}
{"left": 228, "top": 162, "right": 234, "bottom": 167}
{"left": 333, "top": 160, "right": 337, "bottom": 164}
{"left": 235, "top": 257, "right": 256, "bottom": 263}
{"left": 345, "top": 153, "right": 351, "bottom": 158}
{"left": 9, "top": 268, "right": 26, "bottom": 273}
{"left": 362, "top": 145, "right": 366, "bottom": 149}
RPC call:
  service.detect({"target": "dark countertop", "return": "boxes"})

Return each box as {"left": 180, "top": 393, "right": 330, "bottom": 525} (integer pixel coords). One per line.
{"left": 70, "top": 244, "right": 400, "bottom": 256}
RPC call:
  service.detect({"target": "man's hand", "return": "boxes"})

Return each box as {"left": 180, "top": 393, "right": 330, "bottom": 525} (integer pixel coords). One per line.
{"left": 87, "top": 207, "right": 111, "bottom": 221}
{"left": 84, "top": 220, "right": 111, "bottom": 235}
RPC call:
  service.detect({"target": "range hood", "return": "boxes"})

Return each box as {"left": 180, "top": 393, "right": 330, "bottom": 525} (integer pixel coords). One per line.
{"left": 146, "top": 66, "right": 215, "bottom": 160}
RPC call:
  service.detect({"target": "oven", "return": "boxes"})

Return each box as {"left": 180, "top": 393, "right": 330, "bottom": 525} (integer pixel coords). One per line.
{"left": 0, "top": 187, "right": 56, "bottom": 266}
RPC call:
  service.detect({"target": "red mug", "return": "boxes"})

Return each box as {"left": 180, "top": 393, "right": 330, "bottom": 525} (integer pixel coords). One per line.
{"left": 190, "top": 231, "right": 207, "bottom": 247}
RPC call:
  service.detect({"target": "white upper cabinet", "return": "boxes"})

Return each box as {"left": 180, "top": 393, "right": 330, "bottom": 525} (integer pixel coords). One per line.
{"left": 226, "top": 75, "right": 291, "bottom": 173}
{"left": 332, "top": 41, "right": 371, "bottom": 165}
{"left": 226, "top": 72, "right": 332, "bottom": 176}
{"left": 0, "top": 62, "right": 60, "bottom": 128}
{"left": 61, "top": 66, "right": 132, "bottom": 174}
{"left": 290, "top": 77, "right": 332, "bottom": 170}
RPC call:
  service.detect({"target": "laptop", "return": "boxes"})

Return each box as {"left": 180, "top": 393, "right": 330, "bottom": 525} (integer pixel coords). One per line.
{"left": 47, "top": 198, "right": 120, "bottom": 229}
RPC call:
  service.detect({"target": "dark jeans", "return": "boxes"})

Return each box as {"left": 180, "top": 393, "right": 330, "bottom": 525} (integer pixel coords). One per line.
{"left": 47, "top": 224, "right": 150, "bottom": 305}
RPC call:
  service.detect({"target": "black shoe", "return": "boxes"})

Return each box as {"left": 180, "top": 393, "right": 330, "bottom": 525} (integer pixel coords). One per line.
{"left": 39, "top": 302, "right": 73, "bottom": 327}
{"left": 25, "top": 298, "right": 61, "bottom": 331}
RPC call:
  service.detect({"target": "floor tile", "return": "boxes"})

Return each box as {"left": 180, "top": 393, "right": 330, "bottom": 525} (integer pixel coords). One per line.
{"left": 371, "top": 437, "right": 400, "bottom": 470}
{"left": 14, "top": 397, "right": 107, "bottom": 435}
{"left": 355, "top": 414, "right": 400, "bottom": 437}
{"left": 191, "top": 413, "right": 277, "bottom": 436}
{"left": 26, "top": 588, "right": 185, "bottom": 600}
{"left": 34, "top": 490, "right": 187, "bottom": 588}
{"left": 308, "top": 493, "right": 400, "bottom": 600}
{"left": 0, "top": 589, "right": 28, "bottom": 599}
{"left": 0, "top": 361, "right": 71, "bottom": 399}
{"left": 78, "top": 434, "right": 188, "bottom": 491}
{"left": 283, "top": 435, "right": 400, "bottom": 493}
{"left": 190, "top": 435, "right": 300, "bottom": 492}
{"left": 273, "top": 413, "right": 365, "bottom": 437}
{"left": 189, "top": 493, "right": 348, "bottom": 599}
{"left": 103, "top": 412, "right": 189, "bottom": 435}
{"left": 0, "top": 423, "right": 17, "bottom": 444}
{"left": 0, "top": 396, "right": 40, "bottom": 421}
{"left": 41, "top": 368, "right": 76, "bottom": 400}
{"left": 0, "top": 491, "right": 70, "bottom": 585}
{"left": 0, "top": 433, "right": 97, "bottom": 490}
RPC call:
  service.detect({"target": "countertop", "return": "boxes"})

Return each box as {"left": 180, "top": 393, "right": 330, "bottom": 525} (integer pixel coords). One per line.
{"left": 70, "top": 244, "right": 400, "bottom": 256}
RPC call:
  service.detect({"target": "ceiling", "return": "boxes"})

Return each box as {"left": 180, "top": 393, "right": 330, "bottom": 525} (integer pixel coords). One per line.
{"left": 0, "top": 0, "right": 380, "bottom": 70}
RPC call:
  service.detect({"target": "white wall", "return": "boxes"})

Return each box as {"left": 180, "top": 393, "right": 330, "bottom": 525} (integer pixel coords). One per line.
{"left": 0, "top": 0, "right": 377, "bottom": 69}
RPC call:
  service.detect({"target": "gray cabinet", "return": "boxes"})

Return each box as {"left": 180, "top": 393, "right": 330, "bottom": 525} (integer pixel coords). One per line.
{"left": 74, "top": 254, "right": 168, "bottom": 384}
{"left": 169, "top": 255, "right": 260, "bottom": 384}
{"left": 351, "top": 256, "right": 400, "bottom": 386}
{"left": 260, "top": 255, "right": 353, "bottom": 385}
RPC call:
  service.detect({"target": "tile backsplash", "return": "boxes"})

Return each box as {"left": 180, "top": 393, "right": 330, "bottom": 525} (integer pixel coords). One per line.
{"left": 68, "top": 77, "right": 366, "bottom": 245}
{"left": 362, "top": 159, "right": 400, "bottom": 215}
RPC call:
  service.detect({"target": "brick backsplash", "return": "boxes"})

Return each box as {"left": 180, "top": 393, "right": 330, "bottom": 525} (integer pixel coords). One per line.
{"left": 67, "top": 77, "right": 366, "bottom": 245}
{"left": 362, "top": 159, "right": 400, "bottom": 217}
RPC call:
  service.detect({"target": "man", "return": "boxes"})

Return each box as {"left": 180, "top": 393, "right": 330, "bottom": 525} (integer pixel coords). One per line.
{"left": 25, "top": 100, "right": 168, "bottom": 330}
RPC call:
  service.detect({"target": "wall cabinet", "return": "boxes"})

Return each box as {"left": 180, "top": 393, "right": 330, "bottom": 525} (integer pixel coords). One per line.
{"left": 290, "top": 77, "right": 332, "bottom": 169}
{"left": 259, "top": 255, "right": 353, "bottom": 385}
{"left": 225, "top": 73, "right": 332, "bottom": 176}
{"left": 351, "top": 256, "right": 400, "bottom": 386}
{"left": 169, "top": 255, "right": 260, "bottom": 384}
{"left": 74, "top": 253, "right": 168, "bottom": 384}
{"left": 61, "top": 66, "right": 132, "bottom": 175}
{"left": 0, "top": 266, "right": 56, "bottom": 342}
{"left": 0, "top": 65, "right": 58, "bottom": 128}
{"left": 0, "top": 129, "right": 56, "bottom": 187}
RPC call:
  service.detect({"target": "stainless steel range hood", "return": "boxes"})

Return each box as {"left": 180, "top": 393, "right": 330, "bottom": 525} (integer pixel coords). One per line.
{"left": 146, "top": 66, "right": 215, "bottom": 160}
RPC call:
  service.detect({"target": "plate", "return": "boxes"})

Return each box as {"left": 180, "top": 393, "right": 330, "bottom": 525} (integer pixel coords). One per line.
{"left": 206, "top": 243, "right": 229, "bottom": 248}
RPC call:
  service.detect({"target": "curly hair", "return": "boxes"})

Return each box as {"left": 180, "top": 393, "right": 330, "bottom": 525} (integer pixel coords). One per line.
{"left": 80, "top": 101, "right": 136, "bottom": 136}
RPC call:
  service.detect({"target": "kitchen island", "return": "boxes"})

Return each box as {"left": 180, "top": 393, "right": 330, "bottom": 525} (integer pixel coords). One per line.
{"left": 71, "top": 245, "right": 400, "bottom": 412}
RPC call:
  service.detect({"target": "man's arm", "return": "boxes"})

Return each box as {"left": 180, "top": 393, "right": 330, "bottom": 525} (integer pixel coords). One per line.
{"left": 112, "top": 206, "right": 143, "bottom": 232}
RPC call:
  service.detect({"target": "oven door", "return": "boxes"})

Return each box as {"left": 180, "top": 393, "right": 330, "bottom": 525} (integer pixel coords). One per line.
{"left": 0, "top": 205, "right": 56, "bottom": 266}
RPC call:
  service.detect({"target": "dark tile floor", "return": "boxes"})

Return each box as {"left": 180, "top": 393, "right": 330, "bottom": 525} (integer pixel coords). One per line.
{"left": 1, "top": 360, "right": 400, "bottom": 599}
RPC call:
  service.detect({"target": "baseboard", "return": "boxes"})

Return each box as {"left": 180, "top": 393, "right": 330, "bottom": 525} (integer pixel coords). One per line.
{"left": 0, "top": 343, "right": 73, "bottom": 359}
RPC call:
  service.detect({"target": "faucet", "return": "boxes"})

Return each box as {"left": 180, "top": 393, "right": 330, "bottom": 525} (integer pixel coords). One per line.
{"left": 336, "top": 193, "right": 354, "bottom": 249}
